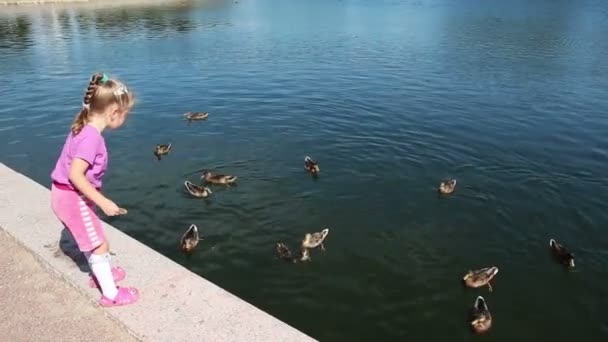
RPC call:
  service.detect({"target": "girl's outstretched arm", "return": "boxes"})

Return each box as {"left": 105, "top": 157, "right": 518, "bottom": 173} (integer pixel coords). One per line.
{"left": 69, "top": 158, "right": 121, "bottom": 216}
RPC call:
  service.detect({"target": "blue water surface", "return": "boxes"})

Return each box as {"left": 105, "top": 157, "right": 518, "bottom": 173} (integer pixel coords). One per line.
{"left": 1, "top": 0, "right": 608, "bottom": 340}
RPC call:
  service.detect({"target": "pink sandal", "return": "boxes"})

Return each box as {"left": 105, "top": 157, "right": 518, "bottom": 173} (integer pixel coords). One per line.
{"left": 88, "top": 266, "right": 126, "bottom": 288}
{"left": 99, "top": 286, "right": 139, "bottom": 307}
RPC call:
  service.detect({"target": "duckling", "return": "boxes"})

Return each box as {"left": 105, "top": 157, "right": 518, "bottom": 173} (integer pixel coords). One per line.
{"left": 304, "top": 156, "right": 320, "bottom": 175}
{"left": 439, "top": 179, "right": 457, "bottom": 194}
{"left": 154, "top": 143, "right": 172, "bottom": 160}
{"left": 301, "top": 228, "right": 329, "bottom": 251}
{"left": 184, "top": 112, "right": 209, "bottom": 121}
{"left": 184, "top": 181, "right": 213, "bottom": 198}
{"left": 181, "top": 224, "right": 202, "bottom": 254}
{"left": 201, "top": 171, "right": 238, "bottom": 185}
{"left": 470, "top": 296, "right": 492, "bottom": 334}
{"left": 463, "top": 266, "right": 499, "bottom": 292}
{"left": 549, "top": 238, "right": 575, "bottom": 268}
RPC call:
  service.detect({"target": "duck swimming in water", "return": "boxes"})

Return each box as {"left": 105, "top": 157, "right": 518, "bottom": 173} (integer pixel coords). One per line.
{"left": 276, "top": 242, "right": 293, "bottom": 261}
{"left": 154, "top": 143, "right": 172, "bottom": 160}
{"left": 470, "top": 296, "right": 492, "bottom": 334}
{"left": 184, "top": 181, "right": 213, "bottom": 198}
{"left": 301, "top": 228, "right": 329, "bottom": 251}
{"left": 463, "top": 266, "right": 499, "bottom": 292}
{"left": 181, "top": 224, "right": 202, "bottom": 254}
{"left": 184, "top": 112, "right": 209, "bottom": 121}
{"left": 549, "top": 238, "right": 575, "bottom": 268}
{"left": 439, "top": 179, "right": 457, "bottom": 194}
{"left": 275, "top": 242, "right": 310, "bottom": 263}
{"left": 304, "top": 156, "right": 320, "bottom": 175}
{"left": 201, "top": 171, "right": 238, "bottom": 185}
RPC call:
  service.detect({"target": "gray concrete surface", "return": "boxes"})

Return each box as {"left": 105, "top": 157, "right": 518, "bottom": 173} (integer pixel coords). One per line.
{"left": 0, "top": 163, "right": 317, "bottom": 342}
{"left": 0, "top": 229, "right": 139, "bottom": 342}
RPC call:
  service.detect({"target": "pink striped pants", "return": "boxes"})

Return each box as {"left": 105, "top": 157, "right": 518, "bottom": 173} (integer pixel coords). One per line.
{"left": 51, "top": 183, "right": 106, "bottom": 252}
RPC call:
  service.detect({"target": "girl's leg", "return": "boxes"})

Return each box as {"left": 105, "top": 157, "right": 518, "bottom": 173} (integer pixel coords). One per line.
{"left": 52, "top": 186, "right": 138, "bottom": 306}
{"left": 85, "top": 241, "right": 118, "bottom": 299}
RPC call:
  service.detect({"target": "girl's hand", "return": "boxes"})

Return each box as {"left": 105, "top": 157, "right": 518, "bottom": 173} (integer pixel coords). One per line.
{"left": 100, "top": 198, "right": 121, "bottom": 216}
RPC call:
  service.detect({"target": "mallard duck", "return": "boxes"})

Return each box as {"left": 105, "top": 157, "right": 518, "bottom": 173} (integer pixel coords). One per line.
{"left": 184, "top": 112, "right": 209, "bottom": 121}
{"left": 201, "top": 171, "right": 238, "bottom": 185}
{"left": 549, "top": 239, "right": 575, "bottom": 268}
{"left": 439, "top": 179, "right": 457, "bottom": 194}
{"left": 301, "top": 228, "right": 329, "bottom": 250}
{"left": 276, "top": 242, "right": 311, "bottom": 263}
{"left": 470, "top": 296, "right": 492, "bottom": 334}
{"left": 304, "top": 156, "right": 320, "bottom": 175}
{"left": 463, "top": 266, "right": 499, "bottom": 292}
{"left": 181, "top": 224, "right": 202, "bottom": 254}
{"left": 276, "top": 242, "right": 300, "bottom": 263}
{"left": 154, "top": 143, "right": 172, "bottom": 160}
{"left": 276, "top": 242, "right": 292, "bottom": 259}
{"left": 184, "top": 181, "right": 213, "bottom": 198}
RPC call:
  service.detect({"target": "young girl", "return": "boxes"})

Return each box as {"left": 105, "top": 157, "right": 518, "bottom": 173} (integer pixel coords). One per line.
{"left": 51, "top": 72, "right": 139, "bottom": 307}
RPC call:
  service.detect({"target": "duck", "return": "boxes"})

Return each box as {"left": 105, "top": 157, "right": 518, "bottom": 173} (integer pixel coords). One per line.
{"left": 439, "top": 179, "right": 457, "bottom": 194}
{"left": 201, "top": 171, "right": 238, "bottom": 185}
{"left": 276, "top": 242, "right": 293, "bottom": 260}
{"left": 470, "top": 296, "right": 492, "bottom": 334}
{"left": 154, "top": 143, "right": 172, "bottom": 160}
{"left": 184, "top": 112, "right": 209, "bottom": 121}
{"left": 463, "top": 266, "right": 499, "bottom": 292}
{"left": 276, "top": 242, "right": 311, "bottom": 263}
{"left": 180, "top": 224, "right": 202, "bottom": 254}
{"left": 301, "top": 228, "right": 329, "bottom": 251}
{"left": 549, "top": 238, "right": 575, "bottom": 268}
{"left": 304, "top": 156, "right": 320, "bottom": 175}
{"left": 184, "top": 181, "right": 213, "bottom": 198}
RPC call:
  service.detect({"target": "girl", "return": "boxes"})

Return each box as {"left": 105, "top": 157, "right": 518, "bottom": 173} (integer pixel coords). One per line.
{"left": 51, "top": 72, "right": 139, "bottom": 307}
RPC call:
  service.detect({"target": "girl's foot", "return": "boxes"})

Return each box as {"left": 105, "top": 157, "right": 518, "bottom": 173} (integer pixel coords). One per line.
{"left": 99, "top": 286, "right": 139, "bottom": 307}
{"left": 89, "top": 266, "right": 126, "bottom": 288}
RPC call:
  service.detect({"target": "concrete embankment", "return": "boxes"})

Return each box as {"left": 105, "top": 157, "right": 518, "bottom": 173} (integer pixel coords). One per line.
{"left": 0, "top": 163, "right": 317, "bottom": 342}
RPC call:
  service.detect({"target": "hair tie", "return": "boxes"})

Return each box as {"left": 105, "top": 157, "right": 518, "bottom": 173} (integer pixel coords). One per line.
{"left": 100, "top": 73, "right": 109, "bottom": 84}
{"left": 82, "top": 102, "right": 90, "bottom": 110}
{"left": 113, "top": 83, "right": 129, "bottom": 96}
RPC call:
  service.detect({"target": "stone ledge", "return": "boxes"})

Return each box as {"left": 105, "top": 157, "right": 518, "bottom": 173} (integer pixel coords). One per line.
{"left": 0, "top": 163, "right": 317, "bottom": 342}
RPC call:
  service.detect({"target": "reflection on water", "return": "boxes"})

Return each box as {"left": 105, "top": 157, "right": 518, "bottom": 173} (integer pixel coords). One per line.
{"left": 0, "top": 16, "right": 33, "bottom": 50}
{"left": 1, "top": 0, "right": 608, "bottom": 341}
{"left": 0, "top": 0, "right": 231, "bottom": 49}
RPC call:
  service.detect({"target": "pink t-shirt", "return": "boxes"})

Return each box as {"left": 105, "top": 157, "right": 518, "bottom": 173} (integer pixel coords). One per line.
{"left": 51, "top": 125, "right": 108, "bottom": 190}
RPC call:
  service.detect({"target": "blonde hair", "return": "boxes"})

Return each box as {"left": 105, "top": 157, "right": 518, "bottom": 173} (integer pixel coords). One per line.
{"left": 71, "top": 73, "right": 136, "bottom": 135}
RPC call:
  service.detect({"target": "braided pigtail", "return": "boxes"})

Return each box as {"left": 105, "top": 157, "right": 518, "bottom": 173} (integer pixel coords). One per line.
{"left": 71, "top": 73, "right": 104, "bottom": 135}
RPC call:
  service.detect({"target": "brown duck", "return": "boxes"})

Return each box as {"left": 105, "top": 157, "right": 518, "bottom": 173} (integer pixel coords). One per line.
{"left": 181, "top": 224, "right": 202, "bottom": 254}
{"left": 439, "top": 179, "right": 456, "bottom": 194}
{"left": 470, "top": 296, "right": 492, "bottom": 334}
{"left": 304, "top": 156, "right": 320, "bottom": 175}
{"left": 201, "top": 171, "right": 238, "bottom": 185}
{"left": 549, "top": 238, "right": 575, "bottom": 268}
{"left": 184, "top": 181, "right": 213, "bottom": 198}
{"left": 184, "top": 112, "right": 209, "bottom": 121}
{"left": 276, "top": 242, "right": 311, "bottom": 263}
{"left": 154, "top": 143, "right": 172, "bottom": 160}
{"left": 463, "top": 266, "right": 499, "bottom": 292}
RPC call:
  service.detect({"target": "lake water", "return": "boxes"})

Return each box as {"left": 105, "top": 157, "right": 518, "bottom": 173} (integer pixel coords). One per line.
{"left": 2, "top": 0, "right": 608, "bottom": 340}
